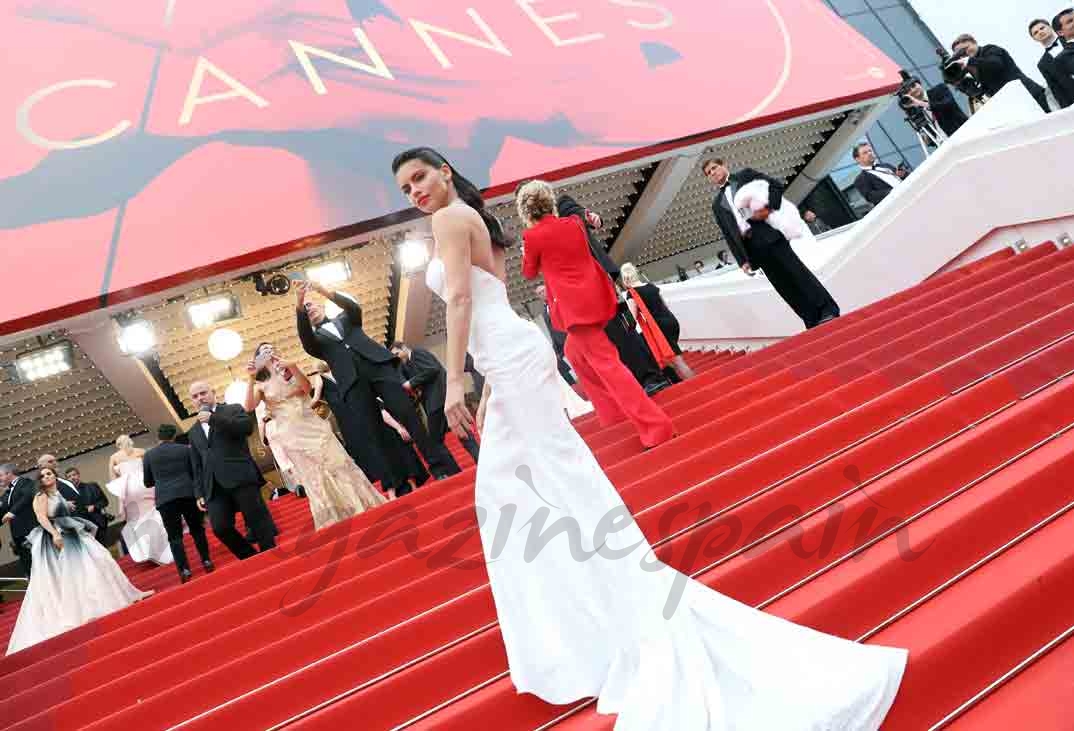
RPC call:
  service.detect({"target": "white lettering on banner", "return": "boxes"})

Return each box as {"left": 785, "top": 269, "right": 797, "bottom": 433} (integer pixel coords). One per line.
{"left": 517, "top": 0, "right": 605, "bottom": 47}
{"left": 410, "top": 8, "right": 512, "bottom": 70}
{"left": 608, "top": 0, "right": 674, "bottom": 30}
{"left": 290, "top": 27, "right": 395, "bottom": 95}
{"left": 179, "top": 57, "right": 269, "bottom": 126}
{"left": 16, "top": 80, "right": 132, "bottom": 150}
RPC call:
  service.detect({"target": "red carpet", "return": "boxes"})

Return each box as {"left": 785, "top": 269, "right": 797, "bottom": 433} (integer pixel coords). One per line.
{"left": 2, "top": 241, "right": 1072, "bottom": 730}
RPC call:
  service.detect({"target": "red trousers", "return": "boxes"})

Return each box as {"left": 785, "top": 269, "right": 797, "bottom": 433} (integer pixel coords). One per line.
{"left": 565, "top": 324, "right": 675, "bottom": 448}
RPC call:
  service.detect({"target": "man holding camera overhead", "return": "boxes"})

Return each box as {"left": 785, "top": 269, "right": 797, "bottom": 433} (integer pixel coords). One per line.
{"left": 948, "top": 34, "right": 1048, "bottom": 112}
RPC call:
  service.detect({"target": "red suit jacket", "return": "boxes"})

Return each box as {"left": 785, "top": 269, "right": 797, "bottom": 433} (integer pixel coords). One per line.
{"left": 522, "top": 216, "right": 617, "bottom": 330}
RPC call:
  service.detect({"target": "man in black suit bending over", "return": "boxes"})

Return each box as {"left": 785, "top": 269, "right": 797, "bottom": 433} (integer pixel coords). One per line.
{"left": 1, "top": 463, "right": 36, "bottom": 577}
{"left": 186, "top": 381, "right": 276, "bottom": 559}
{"left": 295, "top": 281, "right": 460, "bottom": 479}
{"left": 950, "top": 34, "right": 1048, "bottom": 112}
{"left": 704, "top": 158, "right": 840, "bottom": 329}
{"left": 64, "top": 467, "right": 110, "bottom": 543}
{"left": 393, "top": 341, "right": 479, "bottom": 463}
{"left": 144, "top": 424, "right": 214, "bottom": 583}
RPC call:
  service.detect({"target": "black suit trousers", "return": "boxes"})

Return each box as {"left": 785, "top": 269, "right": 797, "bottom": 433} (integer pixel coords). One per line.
{"left": 748, "top": 227, "right": 840, "bottom": 328}
{"left": 11, "top": 534, "right": 32, "bottom": 577}
{"left": 207, "top": 482, "right": 276, "bottom": 559}
{"left": 366, "top": 364, "right": 461, "bottom": 478}
{"left": 158, "top": 497, "right": 210, "bottom": 573}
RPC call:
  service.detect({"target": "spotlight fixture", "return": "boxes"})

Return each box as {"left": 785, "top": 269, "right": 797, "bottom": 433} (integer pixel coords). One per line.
{"left": 224, "top": 379, "right": 250, "bottom": 406}
{"left": 117, "top": 320, "right": 156, "bottom": 356}
{"left": 207, "top": 328, "right": 244, "bottom": 362}
{"left": 186, "top": 294, "right": 241, "bottom": 329}
{"left": 253, "top": 272, "right": 293, "bottom": 297}
{"left": 305, "top": 260, "right": 351, "bottom": 285}
{"left": 15, "top": 342, "right": 74, "bottom": 382}
{"left": 398, "top": 237, "right": 430, "bottom": 275}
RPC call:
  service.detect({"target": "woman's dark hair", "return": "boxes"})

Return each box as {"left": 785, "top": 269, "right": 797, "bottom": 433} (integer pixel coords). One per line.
{"left": 391, "top": 147, "right": 510, "bottom": 248}
{"left": 254, "top": 342, "right": 273, "bottom": 382}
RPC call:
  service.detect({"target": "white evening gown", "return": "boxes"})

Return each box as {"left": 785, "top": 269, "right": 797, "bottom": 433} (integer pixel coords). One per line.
{"left": 425, "top": 258, "right": 907, "bottom": 730}
{"left": 7, "top": 492, "right": 152, "bottom": 655}
{"left": 106, "top": 458, "right": 173, "bottom": 565}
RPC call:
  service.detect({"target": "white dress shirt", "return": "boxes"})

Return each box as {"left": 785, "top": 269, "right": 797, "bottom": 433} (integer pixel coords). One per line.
{"left": 321, "top": 322, "right": 343, "bottom": 340}
{"left": 864, "top": 165, "right": 903, "bottom": 190}
{"left": 202, "top": 405, "right": 215, "bottom": 438}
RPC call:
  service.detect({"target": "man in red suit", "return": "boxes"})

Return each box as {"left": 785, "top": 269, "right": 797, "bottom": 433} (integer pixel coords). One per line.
{"left": 518, "top": 181, "right": 675, "bottom": 448}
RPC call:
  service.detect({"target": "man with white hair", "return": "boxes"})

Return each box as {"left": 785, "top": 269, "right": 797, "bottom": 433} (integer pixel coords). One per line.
{"left": 186, "top": 381, "right": 276, "bottom": 559}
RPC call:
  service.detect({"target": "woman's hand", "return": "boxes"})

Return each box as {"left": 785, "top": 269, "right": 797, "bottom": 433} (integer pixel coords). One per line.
{"left": 396, "top": 426, "right": 412, "bottom": 443}
{"left": 52, "top": 534, "right": 64, "bottom": 551}
{"left": 444, "top": 378, "right": 475, "bottom": 440}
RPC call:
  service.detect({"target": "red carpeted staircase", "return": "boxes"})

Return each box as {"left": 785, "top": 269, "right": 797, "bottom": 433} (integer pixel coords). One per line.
{"left": 2, "top": 242, "right": 1073, "bottom": 730}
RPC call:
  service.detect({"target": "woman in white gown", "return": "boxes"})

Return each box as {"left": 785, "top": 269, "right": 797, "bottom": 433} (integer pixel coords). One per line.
{"left": 106, "top": 435, "right": 172, "bottom": 565}
{"left": 7, "top": 467, "right": 153, "bottom": 655}
{"left": 391, "top": 148, "right": 907, "bottom": 730}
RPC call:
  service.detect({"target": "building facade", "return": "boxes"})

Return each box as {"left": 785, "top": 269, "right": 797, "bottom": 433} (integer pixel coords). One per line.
{"left": 821, "top": 0, "right": 958, "bottom": 214}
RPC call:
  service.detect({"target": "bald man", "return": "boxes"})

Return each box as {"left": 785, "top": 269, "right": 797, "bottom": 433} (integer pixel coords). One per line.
{"left": 186, "top": 381, "right": 276, "bottom": 559}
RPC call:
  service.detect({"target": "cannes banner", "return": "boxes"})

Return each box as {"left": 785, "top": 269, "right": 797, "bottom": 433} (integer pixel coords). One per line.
{"left": 0, "top": 0, "right": 898, "bottom": 334}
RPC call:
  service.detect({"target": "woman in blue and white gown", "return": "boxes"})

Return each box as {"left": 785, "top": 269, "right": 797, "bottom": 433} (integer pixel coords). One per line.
{"left": 106, "top": 434, "right": 172, "bottom": 565}
{"left": 7, "top": 467, "right": 153, "bottom": 655}
{"left": 391, "top": 147, "right": 907, "bottom": 730}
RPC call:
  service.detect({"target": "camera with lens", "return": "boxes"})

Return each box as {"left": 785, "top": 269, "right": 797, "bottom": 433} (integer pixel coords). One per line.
{"left": 894, "top": 69, "right": 946, "bottom": 152}
{"left": 937, "top": 47, "right": 986, "bottom": 102}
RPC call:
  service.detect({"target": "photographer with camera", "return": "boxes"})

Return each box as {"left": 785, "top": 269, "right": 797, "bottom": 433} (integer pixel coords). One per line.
{"left": 896, "top": 71, "right": 967, "bottom": 152}
{"left": 852, "top": 143, "right": 910, "bottom": 207}
{"left": 1030, "top": 16, "right": 1074, "bottom": 110}
{"left": 948, "top": 34, "right": 1048, "bottom": 112}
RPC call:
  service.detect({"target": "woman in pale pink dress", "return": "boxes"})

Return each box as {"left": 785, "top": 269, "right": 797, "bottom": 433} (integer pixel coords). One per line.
{"left": 243, "top": 343, "right": 385, "bottom": 530}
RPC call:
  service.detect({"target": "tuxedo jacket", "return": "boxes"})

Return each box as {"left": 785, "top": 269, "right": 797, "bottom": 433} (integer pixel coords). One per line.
{"left": 3, "top": 476, "right": 38, "bottom": 541}
{"left": 400, "top": 347, "right": 447, "bottom": 414}
{"left": 521, "top": 215, "right": 618, "bottom": 331}
{"left": 853, "top": 163, "right": 904, "bottom": 206}
{"left": 555, "top": 194, "right": 620, "bottom": 280}
{"left": 76, "top": 481, "right": 109, "bottom": 513}
{"left": 1049, "top": 45, "right": 1074, "bottom": 109}
{"left": 186, "top": 404, "right": 264, "bottom": 502}
{"left": 297, "top": 291, "right": 396, "bottom": 397}
{"left": 968, "top": 44, "right": 1047, "bottom": 109}
{"left": 709, "top": 168, "right": 786, "bottom": 268}
{"left": 143, "top": 441, "right": 198, "bottom": 507}
{"left": 926, "top": 84, "right": 968, "bottom": 136}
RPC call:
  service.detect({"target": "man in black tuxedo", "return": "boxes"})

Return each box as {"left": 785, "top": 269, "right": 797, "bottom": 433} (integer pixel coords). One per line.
{"left": 392, "top": 341, "right": 479, "bottom": 463}
{"left": 186, "top": 381, "right": 276, "bottom": 559}
{"left": 1, "top": 464, "right": 36, "bottom": 576}
{"left": 852, "top": 143, "right": 909, "bottom": 206}
{"left": 144, "top": 424, "right": 214, "bottom": 583}
{"left": 1053, "top": 10, "right": 1074, "bottom": 100}
{"left": 704, "top": 158, "right": 840, "bottom": 329}
{"left": 296, "top": 281, "right": 460, "bottom": 479}
{"left": 950, "top": 34, "right": 1048, "bottom": 112}
{"left": 1030, "top": 17, "right": 1074, "bottom": 110}
{"left": 63, "top": 467, "right": 110, "bottom": 543}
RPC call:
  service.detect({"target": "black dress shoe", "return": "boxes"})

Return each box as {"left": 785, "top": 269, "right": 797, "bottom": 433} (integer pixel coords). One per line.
{"left": 179, "top": 569, "right": 192, "bottom": 584}
{"left": 202, "top": 560, "right": 215, "bottom": 574}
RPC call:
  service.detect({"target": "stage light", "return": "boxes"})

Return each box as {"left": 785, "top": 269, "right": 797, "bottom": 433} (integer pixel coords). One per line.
{"left": 15, "top": 342, "right": 73, "bottom": 382}
{"left": 223, "top": 379, "right": 249, "bottom": 406}
{"left": 186, "top": 294, "right": 240, "bottom": 329}
{"left": 207, "top": 328, "right": 244, "bottom": 362}
{"left": 305, "top": 260, "right": 351, "bottom": 285}
{"left": 398, "top": 238, "right": 430, "bottom": 275}
{"left": 117, "top": 321, "right": 156, "bottom": 356}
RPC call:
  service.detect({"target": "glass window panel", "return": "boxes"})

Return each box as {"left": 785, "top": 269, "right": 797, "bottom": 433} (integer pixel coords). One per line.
{"left": 877, "top": 103, "right": 921, "bottom": 151}
{"left": 877, "top": 6, "right": 944, "bottom": 68}
{"left": 842, "top": 12, "right": 913, "bottom": 68}
{"left": 868, "top": 127, "right": 898, "bottom": 157}
{"left": 900, "top": 145, "right": 927, "bottom": 169}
